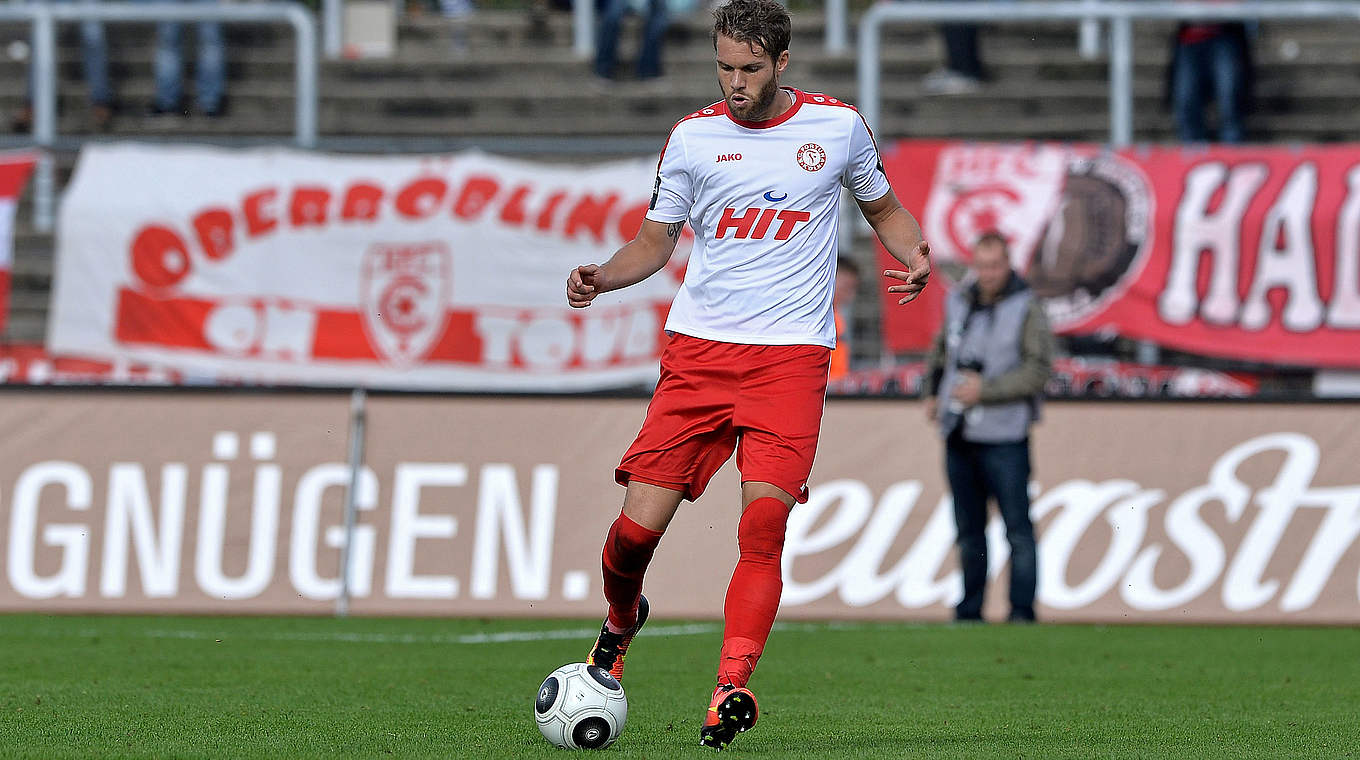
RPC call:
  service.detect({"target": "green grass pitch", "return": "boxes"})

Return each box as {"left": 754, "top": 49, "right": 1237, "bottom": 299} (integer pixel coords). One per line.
{"left": 2, "top": 614, "right": 1357, "bottom": 759}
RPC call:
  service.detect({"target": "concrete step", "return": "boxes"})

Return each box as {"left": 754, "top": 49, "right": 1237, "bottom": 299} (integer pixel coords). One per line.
{"left": 11, "top": 246, "right": 53, "bottom": 282}
{"left": 3, "top": 313, "right": 47, "bottom": 344}
{"left": 2, "top": 99, "right": 1354, "bottom": 142}
{"left": 298, "top": 70, "right": 1360, "bottom": 106}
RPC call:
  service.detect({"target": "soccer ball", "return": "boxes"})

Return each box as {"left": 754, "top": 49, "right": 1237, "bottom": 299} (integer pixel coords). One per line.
{"left": 534, "top": 663, "right": 628, "bottom": 750}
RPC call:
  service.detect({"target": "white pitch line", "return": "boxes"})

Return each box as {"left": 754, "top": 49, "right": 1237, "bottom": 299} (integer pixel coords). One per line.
{"left": 13, "top": 620, "right": 926, "bottom": 647}
{"left": 138, "top": 622, "right": 724, "bottom": 646}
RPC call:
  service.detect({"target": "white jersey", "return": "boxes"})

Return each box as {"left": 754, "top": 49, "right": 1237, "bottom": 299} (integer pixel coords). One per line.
{"left": 646, "top": 87, "right": 891, "bottom": 348}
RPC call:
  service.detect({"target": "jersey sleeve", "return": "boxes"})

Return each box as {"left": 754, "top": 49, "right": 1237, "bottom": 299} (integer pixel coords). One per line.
{"left": 646, "top": 126, "right": 692, "bottom": 223}
{"left": 842, "top": 113, "right": 892, "bottom": 202}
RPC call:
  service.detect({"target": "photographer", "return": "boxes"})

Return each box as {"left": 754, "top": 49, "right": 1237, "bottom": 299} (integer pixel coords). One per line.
{"left": 924, "top": 231, "right": 1054, "bottom": 623}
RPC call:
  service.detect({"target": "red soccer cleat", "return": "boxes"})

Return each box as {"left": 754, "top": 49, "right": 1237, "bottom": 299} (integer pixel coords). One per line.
{"left": 699, "top": 683, "right": 759, "bottom": 750}
{"left": 586, "top": 595, "right": 649, "bottom": 681}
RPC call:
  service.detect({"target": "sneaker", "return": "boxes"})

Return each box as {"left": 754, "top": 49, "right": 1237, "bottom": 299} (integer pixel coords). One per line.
{"left": 632, "top": 75, "right": 670, "bottom": 95}
{"left": 146, "top": 101, "right": 186, "bottom": 118}
{"left": 1007, "top": 607, "right": 1037, "bottom": 624}
{"left": 699, "top": 683, "right": 759, "bottom": 750}
{"left": 921, "top": 68, "right": 982, "bottom": 95}
{"left": 586, "top": 72, "right": 615, "bottom": 95}
{"left": 200, "top": 96, "right": 228, "bottom": 119}
{"left": 586, "top": 595, "right": 648, "bottom": 681}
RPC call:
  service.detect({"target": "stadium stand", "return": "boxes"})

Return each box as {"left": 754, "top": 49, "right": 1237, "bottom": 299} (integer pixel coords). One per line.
{"left": 0, "top": 6, "right": 1355, "bottom": 373}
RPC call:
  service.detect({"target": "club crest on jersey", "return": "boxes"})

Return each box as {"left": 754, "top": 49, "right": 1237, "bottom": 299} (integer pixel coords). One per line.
{"left": 716, "top": 153, "right": 743, "bottom": 163}
{"left": 796, "top": 143, "right": 826, "bottom": 172}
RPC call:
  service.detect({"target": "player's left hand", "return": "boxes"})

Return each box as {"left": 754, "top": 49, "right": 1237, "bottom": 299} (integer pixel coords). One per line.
{"left": 884, "top": 241, "right": 931, "bottom": 305}
{"left": 567, "top": 264, "right": 603, "bottom": 308}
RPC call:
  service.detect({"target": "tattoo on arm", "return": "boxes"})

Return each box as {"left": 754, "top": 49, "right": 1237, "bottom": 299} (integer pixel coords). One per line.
{"left": 666, "top": 222, "right": 683, "bottom": 241}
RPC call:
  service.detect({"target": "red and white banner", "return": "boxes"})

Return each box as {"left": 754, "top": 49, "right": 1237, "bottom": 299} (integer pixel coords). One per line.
{"left": 826, "top": 357, "right": 1260, "bottom": 399}
{"left": 0, "top": 151, "right": 38, "bottom": 335}
{"left": 881, "top": 141, "right": 1360, "bottom": 367}
{"left": 49, "top": 145, "right": 689, "bottom": 390}
{"left": 0, "top": 344, "right": 180, "bottom": 385}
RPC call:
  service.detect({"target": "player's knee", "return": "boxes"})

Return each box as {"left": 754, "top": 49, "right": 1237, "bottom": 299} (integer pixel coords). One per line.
{"left": 737, "top": 497, "right": 790, "bottom": 559}
{"left": 611, "top": 529, "right": 648, "bottom": 558}
{"left": 605, "top": 514, "right": 661, "bottom": 574}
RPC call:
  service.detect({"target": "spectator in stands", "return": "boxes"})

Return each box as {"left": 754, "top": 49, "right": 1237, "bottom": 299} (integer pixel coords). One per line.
{"left": 11, "top": 0, "right": 114, "bottom": 133}
{"left": 920, "top": 0, "right": 1031, "bottom": 95}
{"left": 922, "top": 10, "right": 985, "bottom": 94}
{"left": 1168, "top": 20, "right": 1253, "bottom": 142}
{"left": 594, "top": 0, "right": 670, "bottom": 84}
{"left": 829, "top": 256, "right": 861, "bottom": 383}
{"left": 143, "top": 0, "right": 227, "bottom": 117}
{"left": 923, "top": 231, "right": 1053, "bottom": 623}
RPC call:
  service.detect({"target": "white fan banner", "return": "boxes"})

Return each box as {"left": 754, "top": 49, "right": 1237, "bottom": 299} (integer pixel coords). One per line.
{"left": 48, "top": 144, "right": 686, "bottom": 390}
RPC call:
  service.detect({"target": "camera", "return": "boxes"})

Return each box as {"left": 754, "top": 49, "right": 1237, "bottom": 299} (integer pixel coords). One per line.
{"left": 945, "top": 360, "right": 985, "bottom": 419}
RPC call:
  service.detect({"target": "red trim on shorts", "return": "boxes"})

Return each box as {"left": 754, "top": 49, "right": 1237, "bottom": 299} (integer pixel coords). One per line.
{"left": 740, "top": 479, "right": 809, "bottom": 504}
{"left": 615, "top": 470, "right": 691, "bottom": 499}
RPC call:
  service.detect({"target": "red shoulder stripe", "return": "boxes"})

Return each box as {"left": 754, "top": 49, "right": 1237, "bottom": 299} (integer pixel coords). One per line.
{"left": 680, "top": 100, "right": 729, "bottom": 123}
{"left": 655, "top": 100, "right": 728, "bottom": 173}
{"left": 803, "top": 90, "right": 880, "bottom": 151}
{"left": 801, "top": 91, "right": 860, "bottom": 112}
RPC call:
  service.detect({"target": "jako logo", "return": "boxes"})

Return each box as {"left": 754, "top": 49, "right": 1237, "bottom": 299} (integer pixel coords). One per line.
{"left": 716, "top": 207, "right": 812, "bottom": 240}
{"left": 716, "top": 153, "right": 743, "bottom": 163}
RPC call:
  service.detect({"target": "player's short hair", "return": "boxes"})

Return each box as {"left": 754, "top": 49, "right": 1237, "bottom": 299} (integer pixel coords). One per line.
{"left": 712, "top": 0, "right": 791, "bottom": 63}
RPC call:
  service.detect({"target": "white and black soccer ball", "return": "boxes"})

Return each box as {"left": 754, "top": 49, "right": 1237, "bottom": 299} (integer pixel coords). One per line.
{"left": 534, "top": 663, "right": 628, "bottom": 750}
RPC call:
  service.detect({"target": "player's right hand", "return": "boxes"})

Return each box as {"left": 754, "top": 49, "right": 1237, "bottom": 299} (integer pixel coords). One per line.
{"left": 567, "top": 264, "right": 602, "bottom": 308}
{"left": 884, "top": 240, "right": 931, "bottom": 305}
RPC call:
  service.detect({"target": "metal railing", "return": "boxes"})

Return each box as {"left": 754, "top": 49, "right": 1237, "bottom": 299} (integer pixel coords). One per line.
{"left": 857, "top": 0, "right": 1360, "bottom": 147}
{"left": 573, "top": 0, "right": 851, "bottom": 58}
{"left": 573, "top": 0, "right": 594, "bottom": 58}
{"left": 835, "top": 0, "right": 1104, "bottom": 58}
{"left": 0, "top": 2, "right": 318, "bottom": 231}
{"left": 567, "top": 0, "right": 1099, "bottom": 59}
{"left": 324, "top": 0, "right": 342, "bottom": 59}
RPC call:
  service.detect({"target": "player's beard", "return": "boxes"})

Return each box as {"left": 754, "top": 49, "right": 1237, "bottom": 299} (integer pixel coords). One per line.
{"left": 729, "top": 77, "right": 780, "bottom": 121}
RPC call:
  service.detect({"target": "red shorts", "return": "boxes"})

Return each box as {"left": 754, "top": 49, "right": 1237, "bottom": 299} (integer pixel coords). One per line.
{"left": 616, "top": 333, "right": 831, "bottom": 503}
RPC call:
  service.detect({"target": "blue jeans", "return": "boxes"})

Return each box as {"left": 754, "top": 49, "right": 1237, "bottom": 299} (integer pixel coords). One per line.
{"left": 945, "top": 433, "right": 1037, "bottom": 620}
{"left": 1171, "top": 34, "right": 1247, "bottom": 143}
{"left": 939, "top": 23, "right": 980, "bottom": 78}
{"left": 594, "top": 0, "right": 667, "bottom": 80}
{"left": 28, "top": 0, "right": 111, "bottom": 106}
{"left": 140, "top": 0, "right": 225, "bottom": 111}
{"left": 933, "top": 0, "right": 1014, "bottom": 79}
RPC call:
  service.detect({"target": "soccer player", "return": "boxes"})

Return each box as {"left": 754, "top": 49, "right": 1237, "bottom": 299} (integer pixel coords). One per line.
{"left": 566, "top": 0, "right": 930, "bottom": 749}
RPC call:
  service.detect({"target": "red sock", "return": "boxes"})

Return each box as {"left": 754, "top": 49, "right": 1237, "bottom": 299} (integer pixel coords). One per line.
{"left": 718, "top": 497, "right": 790, "bottom": 688}
{"left": 601, "top": 512, "right": 664, "bottom": 633}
